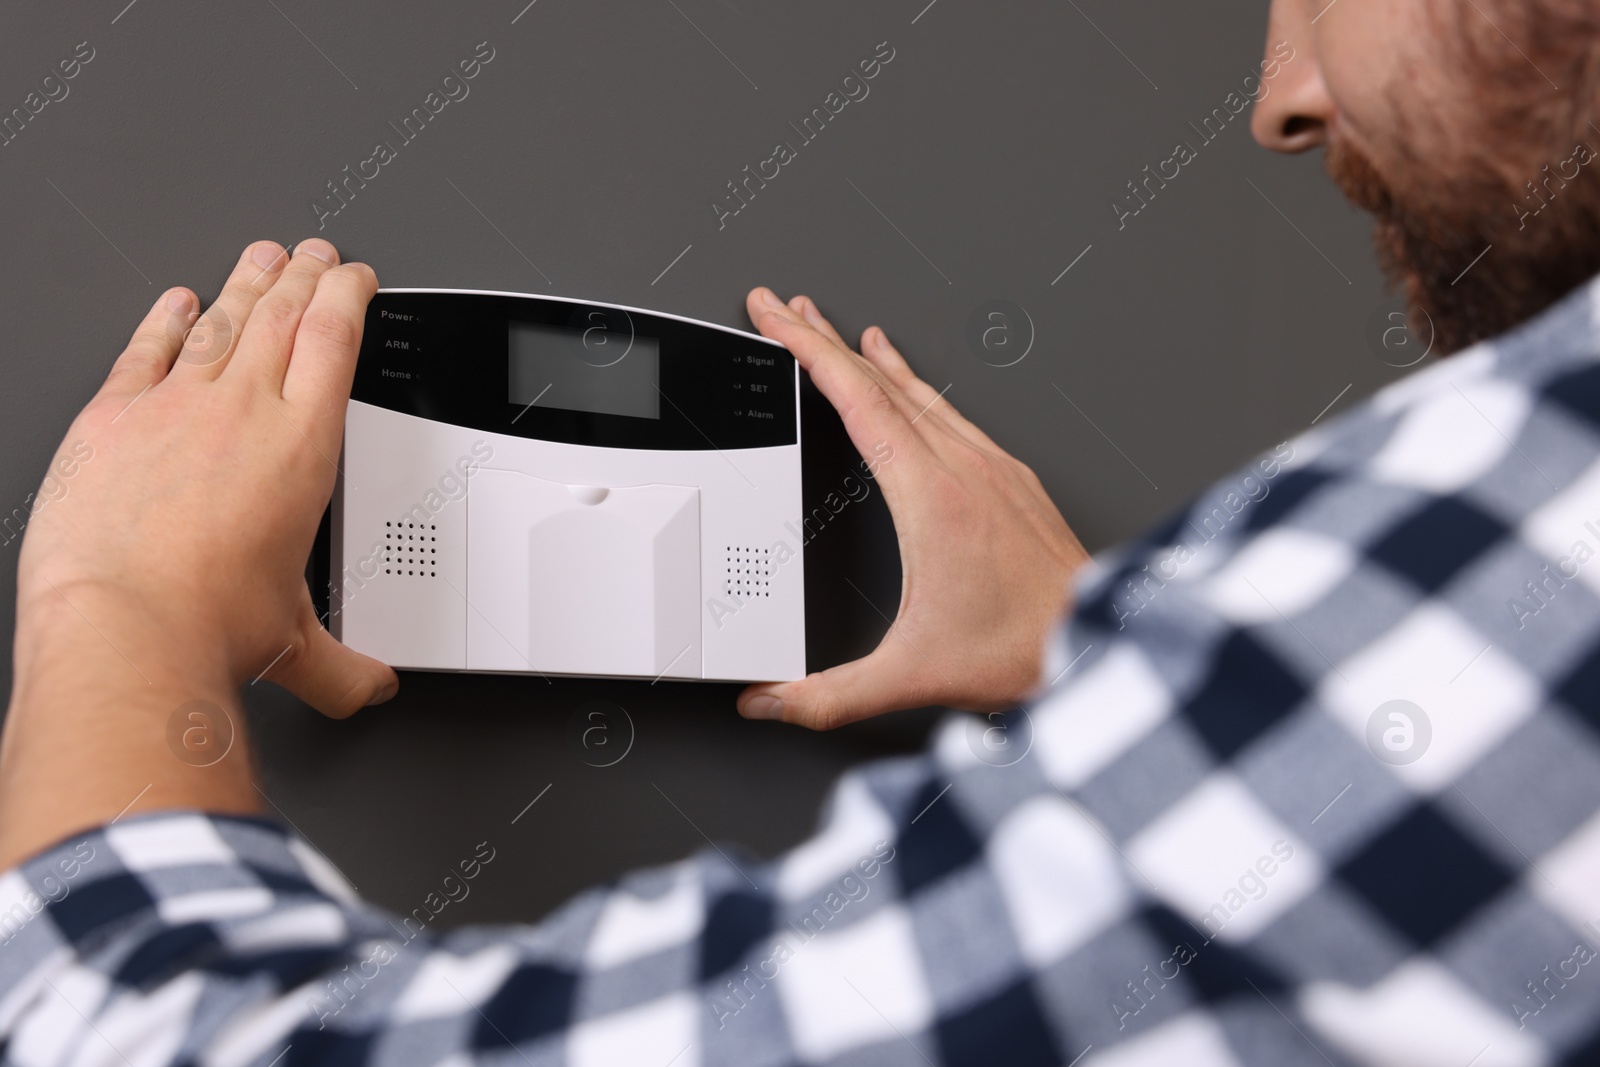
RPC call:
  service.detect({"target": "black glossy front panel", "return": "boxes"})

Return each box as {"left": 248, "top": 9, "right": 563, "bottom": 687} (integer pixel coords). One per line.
{"left": 354, "top": 292, "right": 797, "bottom": 450}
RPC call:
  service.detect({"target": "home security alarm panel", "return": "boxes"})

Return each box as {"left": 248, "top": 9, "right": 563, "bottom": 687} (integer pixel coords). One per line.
{"left": 325, "top": 289, "right": 804, "bottom": 683}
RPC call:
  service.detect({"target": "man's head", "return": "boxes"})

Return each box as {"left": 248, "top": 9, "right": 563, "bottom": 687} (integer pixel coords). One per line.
{"left": 1253, "top": 0, "right": 1600, "bottom": 355}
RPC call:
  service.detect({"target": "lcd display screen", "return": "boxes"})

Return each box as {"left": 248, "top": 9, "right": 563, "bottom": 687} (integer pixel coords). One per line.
{"left": 508, "top": 320, "right": 660, "bottom": 420}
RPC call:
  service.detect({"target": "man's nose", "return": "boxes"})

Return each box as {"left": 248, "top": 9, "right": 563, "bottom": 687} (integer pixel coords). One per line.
{"left": 1251, "top": 0, "right": 1336, "bottom": 153}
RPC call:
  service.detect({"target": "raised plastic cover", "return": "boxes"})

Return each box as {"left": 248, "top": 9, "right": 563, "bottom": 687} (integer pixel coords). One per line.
{"left": 465, "top": 468, "right": 701, "bottom": 678}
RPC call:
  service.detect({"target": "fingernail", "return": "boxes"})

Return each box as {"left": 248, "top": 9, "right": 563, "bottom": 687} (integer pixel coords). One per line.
{"left": 251, "top": 242, "right": 286, "bottom": 270}
{"left": 366, "top": 681, "right": 398, "bottom": 706}
{"left": 165, "top": 289, "right": 194, "bottom": 313}
{"left": 296, "top": 239, "right": 338, "bottom": 264}
{"left": 759, "top": 288, "right": 785, "bottom": 310}
{"left": 741, "top": 694, "right": 784, "bottom": 720}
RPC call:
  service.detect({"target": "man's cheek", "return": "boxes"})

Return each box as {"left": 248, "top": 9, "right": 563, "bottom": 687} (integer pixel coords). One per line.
{"left": 37, "top": 475, "right": 67, "bottom": 504}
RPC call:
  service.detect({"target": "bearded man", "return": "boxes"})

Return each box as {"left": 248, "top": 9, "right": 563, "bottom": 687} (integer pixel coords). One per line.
{"left": 1, "top": 1, "right": 1597, "bottom": 1064}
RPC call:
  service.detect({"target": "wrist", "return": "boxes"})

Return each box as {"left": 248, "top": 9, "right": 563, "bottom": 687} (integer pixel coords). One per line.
{"left": 14, "top": 574, "right": 233, "bottom": 685}
{"left": 1, "top": 579, "right": 258, "bottom": 870}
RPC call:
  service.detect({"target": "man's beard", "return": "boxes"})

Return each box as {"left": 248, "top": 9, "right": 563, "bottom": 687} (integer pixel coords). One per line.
{"left": 1326, "top": 134, "right": 1600, "bottom": 357}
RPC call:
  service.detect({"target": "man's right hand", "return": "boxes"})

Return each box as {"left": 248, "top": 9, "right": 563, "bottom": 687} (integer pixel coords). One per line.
{"left": 736, "top": 288, "right": 1091, "bottom": 730}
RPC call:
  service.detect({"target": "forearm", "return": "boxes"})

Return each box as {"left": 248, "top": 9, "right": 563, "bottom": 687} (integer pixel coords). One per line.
{"left": 0, "top": 585, "right": 258, "bottom": 870}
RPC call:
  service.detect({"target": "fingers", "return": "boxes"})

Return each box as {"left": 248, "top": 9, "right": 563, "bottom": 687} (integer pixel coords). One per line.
{"left": 856, "top": 326, "right": 937, "bottom": 407}
{"left": 765, "top": 291, "right": 930, "bottom": 427}
{"left": 169, "top": 241, "right": 288, "bottom": 379}
{"left": 746, "top": 287, "right": 927, "bottom": 467}
{"left": 790, "top": 295, "right": 852, "bottom": 351}
{"left": 737, "top": 641, "right": 943, "bottom": 730}
{"left": 280, "top": 262, "right": 378, "bottom": 434}
{"left": 858, "top": 326, "right": 1005, "bottom": 455}
{"left": 228, "top": 239, "right": 340, "bottom": 388}
{"left": 268, "top": 599, "right": 399, "bottom": 719}
{"left": 751, "top": 289, "right": 978, "bottom": 452}
{"left": 96, "top": 288, "right": 197, "bottom": 404}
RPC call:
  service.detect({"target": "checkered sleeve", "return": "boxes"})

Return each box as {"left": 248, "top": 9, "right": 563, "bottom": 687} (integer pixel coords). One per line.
{"left": 11, "top": 277, "right": 1600, "bottom": 1066}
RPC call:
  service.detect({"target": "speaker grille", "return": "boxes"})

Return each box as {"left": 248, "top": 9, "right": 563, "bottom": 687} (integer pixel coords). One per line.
{"left": 724, "top": 545, "right": 771, "bottom": 598}
{"left": 383, "top": 520, "right": 438, "bottom": 578}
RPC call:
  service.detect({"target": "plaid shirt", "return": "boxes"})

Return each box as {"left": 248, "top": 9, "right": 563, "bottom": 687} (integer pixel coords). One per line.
{"left": 8, "top": 277, "right": 1600, "bottom": 1067}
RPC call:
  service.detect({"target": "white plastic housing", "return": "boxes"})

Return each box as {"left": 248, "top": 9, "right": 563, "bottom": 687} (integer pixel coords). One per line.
{"left": 328, "top": 298, "right": 805, "bottom": 684}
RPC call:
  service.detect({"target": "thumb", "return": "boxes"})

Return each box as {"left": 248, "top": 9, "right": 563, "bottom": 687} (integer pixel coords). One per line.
{"left": 270, "top": 599, "right": 399, "bottom": 718}
{"left": 737, "top": 642, "right": 942, "bottom": 730}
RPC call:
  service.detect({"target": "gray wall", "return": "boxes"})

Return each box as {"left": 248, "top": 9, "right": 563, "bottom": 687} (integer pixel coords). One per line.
{"left": 0, "top": 0, "right": 1405, "bottom": 924}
